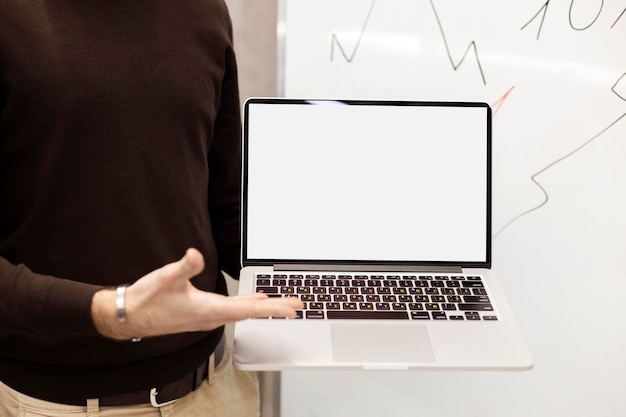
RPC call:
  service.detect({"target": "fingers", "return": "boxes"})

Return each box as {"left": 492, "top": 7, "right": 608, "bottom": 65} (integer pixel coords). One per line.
{"left": 249, "top": 294, "right": 304, "bottom": 319}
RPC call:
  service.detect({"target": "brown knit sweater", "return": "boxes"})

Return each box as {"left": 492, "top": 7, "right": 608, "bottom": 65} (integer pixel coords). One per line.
{"left": 0, "top": 0, "right": 241, "bottom": 401}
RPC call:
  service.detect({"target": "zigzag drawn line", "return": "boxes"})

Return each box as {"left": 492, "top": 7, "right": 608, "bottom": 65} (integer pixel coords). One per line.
{"left": 494, "top": 111, "right": 626, "bottom": 239}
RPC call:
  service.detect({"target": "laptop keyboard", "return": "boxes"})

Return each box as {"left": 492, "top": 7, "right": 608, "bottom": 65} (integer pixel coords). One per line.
{"left": 254, "top": 273, "right": 498, "bottom": 321}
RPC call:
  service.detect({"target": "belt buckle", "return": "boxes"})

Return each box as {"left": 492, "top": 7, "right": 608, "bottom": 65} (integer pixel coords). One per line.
{"left": 149, "top": 388, "right": 177, "bottom": 408}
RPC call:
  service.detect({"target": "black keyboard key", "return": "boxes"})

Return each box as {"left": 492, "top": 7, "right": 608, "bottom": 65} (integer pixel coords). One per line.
{"left": 464, "top": 295, "right": 490, "bottom": 303}
{"left": 432, "top": 312, "right": 447, "bottom": 320}
{"left": 458, "top": 303, "right": 494, "bottom": 311}
{"left": 462, "top": 281, "right": 484, "bottom": 288}
{"left": 411, "top": 311, "right": 430, "bottom": 320}
{"left": 280, "top": 287, "right": 295, "bottom": 294}
{"left": 305, "top": 311, "right": 325, "bottom": 319}
{"left": 465, "top": 312, "right": 481, "bottom": 320}
{"left": 256, "top": 286, "right": 279, "bottom": 294}
{"left": 327, "top": 311, "right": 409, "bottom": 319}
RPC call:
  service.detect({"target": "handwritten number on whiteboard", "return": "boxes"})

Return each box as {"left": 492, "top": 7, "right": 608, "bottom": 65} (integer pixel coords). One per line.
{"left": 521, "top": 1, "right": 550, "bottom": 40}
{"left": 569, "top": 0, "right": 603, "bottom": 31}
{"left": 523, "top": 0, "right": 623, "bottom": 37}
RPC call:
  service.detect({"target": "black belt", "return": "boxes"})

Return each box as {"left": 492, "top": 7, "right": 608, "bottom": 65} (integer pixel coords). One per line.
{"left": 97, "top": 338, "right": 225, "bottom": 407}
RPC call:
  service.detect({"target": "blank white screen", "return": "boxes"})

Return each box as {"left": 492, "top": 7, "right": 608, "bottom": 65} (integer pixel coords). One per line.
{"left": 244, "top": 101, "right": 488, "bottom": 263}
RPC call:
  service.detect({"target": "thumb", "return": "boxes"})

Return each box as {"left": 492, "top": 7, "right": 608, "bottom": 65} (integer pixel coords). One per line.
{"left": 163, "top": 248, "right": 205, "bottom": 284}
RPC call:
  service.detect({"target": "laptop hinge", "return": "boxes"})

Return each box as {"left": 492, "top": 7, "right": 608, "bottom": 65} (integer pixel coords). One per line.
{"left": 272, "top": 264, "right": 463, "bottom": 273}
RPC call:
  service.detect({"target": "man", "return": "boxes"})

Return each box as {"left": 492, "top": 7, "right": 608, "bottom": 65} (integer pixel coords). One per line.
{"left": 0, "top": 0, "right": 301, "bottom": 415}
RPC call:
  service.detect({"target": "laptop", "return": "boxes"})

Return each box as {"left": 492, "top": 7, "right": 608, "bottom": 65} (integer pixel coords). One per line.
{"left": 233, "top": 98, "right": 533, "bottom": 371}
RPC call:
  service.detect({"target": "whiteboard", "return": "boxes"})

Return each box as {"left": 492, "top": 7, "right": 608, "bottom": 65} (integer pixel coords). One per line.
{"left": 279, "top": 1, "right": 626, "bottom": 416}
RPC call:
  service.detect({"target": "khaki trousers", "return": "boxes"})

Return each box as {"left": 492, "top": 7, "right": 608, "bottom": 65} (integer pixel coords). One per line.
{"left": 0, "top": 348, "right": 260, "bottom": 417}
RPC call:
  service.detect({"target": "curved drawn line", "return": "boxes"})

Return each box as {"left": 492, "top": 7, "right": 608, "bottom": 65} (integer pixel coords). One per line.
{"left": 494, "top": 112, "right": 626, "bottom": 239}
{"left": 521, "top": 0, "right": 550, "bottom": 40}
{"left": 569, "top": 0, "right": 603, "bottom": 31}
{"left": 429, "top": 0, "right": 486, "bottom": 85}
{"left": 330, "top": 0, "right": 377, "bottom": 62}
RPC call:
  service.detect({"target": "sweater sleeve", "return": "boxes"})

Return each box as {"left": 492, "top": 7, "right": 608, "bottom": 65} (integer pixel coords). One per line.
{"left": 0, "top": 257, "right": 103, "bottom": 336}
{"left": 208, "top": 13, "right": 243, "bottom": 281}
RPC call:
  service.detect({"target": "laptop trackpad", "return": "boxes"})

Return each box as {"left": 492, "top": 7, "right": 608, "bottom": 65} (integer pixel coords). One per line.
{"left": 330, "top": 324, "right": 435, "bottom": 363}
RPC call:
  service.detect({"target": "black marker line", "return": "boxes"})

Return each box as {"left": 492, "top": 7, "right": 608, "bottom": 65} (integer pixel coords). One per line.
{"left": 429, "top": 0, "right": 486, "bottom": 85}
{"left": 569, "top": 0, "right": 603, "bottom": 31}
{"left": 612, "top": 8, "right": 626, "bottom": 28}
{"left": 494, "top": 111, "right": 626, "bottom": 239}
{"left": 612, "top": 72, "right": 626, "bottom": 101}
{"left": 521, "top": 0, "right": 550, "bottom": 40}
{"left": 330, "top": 0, "right": 376, "bottom": 63}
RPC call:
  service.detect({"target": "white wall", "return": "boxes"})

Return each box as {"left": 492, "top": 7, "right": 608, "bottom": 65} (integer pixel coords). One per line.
{"left": 225, "top": 0, "right": 278, "bottom": 102}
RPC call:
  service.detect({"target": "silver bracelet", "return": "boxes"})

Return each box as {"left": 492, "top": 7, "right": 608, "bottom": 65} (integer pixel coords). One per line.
{"left": 116, "top": 284, "right": 129, "bottom": 324}
{"left": 115, "top": 284, "right": 141, "bottom": 342}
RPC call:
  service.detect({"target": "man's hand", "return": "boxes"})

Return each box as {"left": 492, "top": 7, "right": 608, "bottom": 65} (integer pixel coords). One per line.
{"left": 91, "top": 248, "right": 303, "bottom": 340}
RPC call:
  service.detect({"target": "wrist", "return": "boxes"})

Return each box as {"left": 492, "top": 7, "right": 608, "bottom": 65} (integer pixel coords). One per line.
{"left": 91, "top": 287, "right": 140, "bottom": 341}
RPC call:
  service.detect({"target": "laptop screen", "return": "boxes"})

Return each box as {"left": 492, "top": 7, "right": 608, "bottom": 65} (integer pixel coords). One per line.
{"left": 242, "top": 99, "right": 491, "bottom": 268}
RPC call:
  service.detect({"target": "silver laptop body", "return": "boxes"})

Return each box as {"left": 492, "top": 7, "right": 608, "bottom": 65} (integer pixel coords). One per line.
{"left": 233, "top": 98, "right": 533, "bottom": 371}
